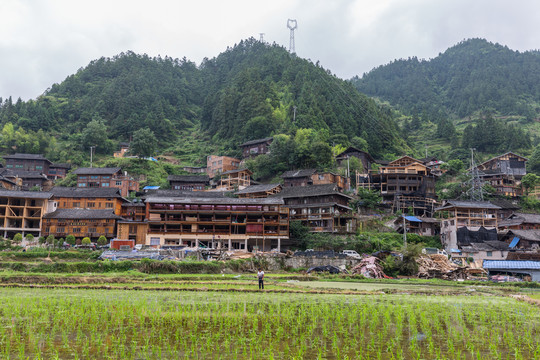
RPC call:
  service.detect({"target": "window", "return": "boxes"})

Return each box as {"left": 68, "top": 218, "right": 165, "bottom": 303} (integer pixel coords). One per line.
{"left": 90, "top": 176, "right": 99, "bottom": 179}
{"left": 102, "top": 176, "right": 110, "bottom": 179}
{"left": 486, "top": 251, "right": 493, "bottom": 257}
{"left": 36, "top": 165, "right": 43, "bottom": 170}
{"left": 57, "top": 227, "right": 64, "bottom": 233}
{"left": 102, "top": 183, "right": 110, "bottom": 187}
{"left": 6, "top": 164, "right": 12, "bottom": 168}
{"left": 79, "top": 176, "right": 87, "bottom": 179}
{"left": 89, "top": 228, "right": 97, "bottom": 233}
{"left": 73, "top": 228, "right": 81, "bottom": 233}
{"left": 87, "top": 202, "right": 95, "bottom": 208}
{"left": 78, "top": 183, "right": 87, "bottom": 187}
{"left": 150, "top": 238, "right": 160, "bottom": 245}
{"left": 15, "top": 164, "right": 23, "bottom": 168}
{"left": 115, "top": 181, "right": 122, "bottom": 186}
{"left": 73, "top": 202, "right": 80, "bottom": 208}
{"left": 105, "top": 202, "right": 113, "bottom": 208}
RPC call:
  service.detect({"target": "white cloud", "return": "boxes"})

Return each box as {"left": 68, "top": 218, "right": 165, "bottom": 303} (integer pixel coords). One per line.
{"left": 1, "top": 0, "right": 540, "bottom": 100}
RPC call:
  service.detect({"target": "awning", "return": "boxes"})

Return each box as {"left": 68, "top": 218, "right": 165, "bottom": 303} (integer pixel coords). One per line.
{"left": 509, "top": 237, "right": 520, "bottom": 248}
{"left": 404, "top": 215, "right": 422, "bottom": 222}
{"left": 143, "top": 186, "right": 160, "bottom": 190}
{"left": 450, "top": 248, "right": 461, "bottom": 253}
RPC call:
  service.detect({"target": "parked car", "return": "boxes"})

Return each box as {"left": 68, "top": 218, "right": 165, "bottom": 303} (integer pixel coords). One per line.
{"left": 342, "top": 250, "right": 361, "bottom": 259}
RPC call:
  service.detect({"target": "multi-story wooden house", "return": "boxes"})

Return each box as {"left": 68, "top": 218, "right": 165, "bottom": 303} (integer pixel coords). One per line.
{"left": 206, "top": 155, "right": 241, "bottom": 178}
{"left": 144, "top": 194, "right": 289, "bottom": 251}
{"left": 50, "top": 187, "right": 126, "bottom": 215}
{"left": 72, "top": 167, "right": 139, "bottom": 197}
{"left": 281, "top": 169, "right": 350, "bottom": 192}
{"left": 3, "top": 153, "right": 52, "bottom": 173}
{"left": 116, "top": 202, "right": 148, "bottom": 245}
{"left": 42, "top": 209, "right": 122, "bottom": 241}
{"left": 218, "top": 169, "right": 252, "bottom": 191}
{"left": 474, "top": 152, "right": 527, "bottom": 197}
{"left": 272, "top": 184, "right": 356, "bottom": 234}
{"left": 436, "top": 200, "right": 500, "bottom": 252}
{"left": 167, "top": 175, "right": 209, "bottom": 191}
{"left": 239, "top": 137, "right": 273, "bottom": 159}
{"left": 0, "top": 169, "right": 51, "bottom": 190}
{"left": 335, "top": 146, "right": 375, "bottom": 174}
{"left": 0, "top": 190, "right": 54, "bottom": 238}
{"left": 363, "top": 156, "right": 437, "bottom": 216}
{"left": 498, "top": 213, "right": 540, "bottom": 231}
{"left": 48, "top": 163, "right": 71, "bottom": 180}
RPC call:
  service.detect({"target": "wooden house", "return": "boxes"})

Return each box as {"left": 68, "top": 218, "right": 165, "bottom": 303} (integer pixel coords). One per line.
{"left": 0, "top": 169, "right": 51, "bottom": 190}
{"left": 218, "top": 169, "right": 252, "bottom": 191}
{"left": 116, "top": 202, "right": 148, "bottom": 245}
{"left": 281, "top": 169, "right": 350, "bottom": 191}
{"left": 50, "top": 187, "right": 126, "bottom": 215}
{"left": 335, "top": 147, "right": 374, "bottom": 174}
{"left": 436, "top": 200, "right": 500, "bottom": 252}
{"left": 239, "top": 137, "right": 273, "bottom": 159}
{"left": 113, "top": 143, "right": 130, "bottom": 158}
{"left": 206, "top": 155, "right": 241, "bottom": 178}
{"left": 72, "top": 167, "right": 139, "bottom": 197}
{"left": 144, "top": 195, "right": 289, "bottom": 251}
{"left": 394, "top": 215, "right": 440, "bottom": 236}
{"left": 3, "top": 153, "right": 52, "bottom": 174}
{"left": 498, "top": 213, "right": 540, "bottom": 231}
{"left": 236, "top": 184, "right": 282, "bottom": 198}
{"left": 362, "top": 155, "right": 437, "bottom": 216}
{"left": 271, "top": 184, "right": 356, "bottom": 234}
{"left": 183, "top": 166, "right": 207, "bottom": 174}
{"left": 42, "top": 209, "right": 122, "bottom": 241}
{"left": 0, "top": 190, "right": 54, "bottom": 239}
{"left": 476, "top": 152, "right": 527, "bottom": 197}
{"left": 168, "top": 175, "right": 209, "bottom": 191}
{"left": 48, "top": 163, "right": 71, "bottom": 180}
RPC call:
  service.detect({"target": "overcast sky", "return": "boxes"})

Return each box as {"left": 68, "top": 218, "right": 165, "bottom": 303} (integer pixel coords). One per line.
{"left": 1, "top": 0, "right": 540, "bottom": 101}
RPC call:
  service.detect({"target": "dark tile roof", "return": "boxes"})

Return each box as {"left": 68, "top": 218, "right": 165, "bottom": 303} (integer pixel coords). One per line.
{"left": 436, "top": 200, "right": 501, "bottom": 211}
{"left": 271, "top": 184, "right": 353, "bottom": 199}
{"left": 50, "top": 187, "right": 123, "bottom": 198}
{"left": 167, "top": 175, "right": 210, "bottom": 183}
{"left": 72, "top": 167, "right": 122, "bottom": 175}
{"left": 335, "top": 147, "right": 375, "bottom": 162}
{"left": 122, "top": 202, "right": 146, "bottom": 207}
{"left": 43, "top": 209, "right": 123, "bottom": 220}
{"left": 141, "top": 189, "right": 227, "bottom": 199}
{"left": 235, "top": 184, "right": 281, "bottom": 195}
{"left": 145, "top": 196, "right": 283, "bottom": 205}
{"left": 0, "top": 189, "right": 52, "bottom": 199}
{"left": 3, "top": 153, "right": 52, "bottom": 164}
{"left": 281, "top": 169, "right": 317, "bottom": 178}
{"left": 508, "top": 213, "right": 540, "bottom": 224}
{"left": 239, "top": 137, "right": 273, "bottom": 147}
{"left": 490, "top": 199, "right": 520, "bottom": 210}
{"left": 506, "top": 229, "right": 540, "bottom": 241}
{"left": 0, "top": 169, "right": 48, "bottom": 179}
{"left": 221, "top": 168, "right": 252, "bottom": 176}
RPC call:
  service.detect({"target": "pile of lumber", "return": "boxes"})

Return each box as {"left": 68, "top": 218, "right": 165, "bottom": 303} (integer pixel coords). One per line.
{"left": 351, "top": 256, "right": 387, "bottom": 279}
{"left": 417, "top": 254, "right": 469, "bottom": 280}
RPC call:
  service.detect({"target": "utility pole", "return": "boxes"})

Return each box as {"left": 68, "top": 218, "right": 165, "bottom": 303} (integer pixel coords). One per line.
{"left": 293, "top": 106, "right": 297, "bottom": 122}
{"left": 347, "top": 155, "right": 351, "bottom": 191}
{"left": 90, "top": 146, "right": 95, "bottom": 168}
{"left": 287, "top": 19, "right": 297, "bottom": 53}
{"left": 403, "top": 215, "right": 407, "bottom": 247}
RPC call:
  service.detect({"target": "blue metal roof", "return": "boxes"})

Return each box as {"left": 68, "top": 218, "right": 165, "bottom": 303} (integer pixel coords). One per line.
{"left": 450, "top": 248, "right": 461, "bottom": 253}
{"left": 404, "top": 215, "right": 422, "bottom": 222}
{"left": 509, "top": 237, "right": 520, "bottom": 249}
{"left": 483, "top": 260, "right": 540, "bottom": 270}
{"left": 143, "top": 186, "right": 160, "bottom": 190}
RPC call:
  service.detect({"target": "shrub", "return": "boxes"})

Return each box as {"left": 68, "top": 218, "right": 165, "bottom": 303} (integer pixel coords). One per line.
{"left": 82, "top": 237, "right": 91, "bottom": 245}
{"left": 97, "top": 236, "right": 108, "bottom": 246}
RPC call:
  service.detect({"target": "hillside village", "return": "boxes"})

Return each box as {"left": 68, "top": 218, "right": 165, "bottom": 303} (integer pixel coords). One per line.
{"left": 1, "top": 138, "right": 539, "bottom": 280}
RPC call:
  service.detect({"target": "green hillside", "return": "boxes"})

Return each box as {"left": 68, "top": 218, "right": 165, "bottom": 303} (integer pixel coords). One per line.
{"left": 0, "top": 39, "right": 407, "bottom": 175}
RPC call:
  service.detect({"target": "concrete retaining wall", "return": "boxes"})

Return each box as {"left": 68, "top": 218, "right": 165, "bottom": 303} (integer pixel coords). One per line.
{"left": 265, "top": 256, "right": 361, "bottom": 271}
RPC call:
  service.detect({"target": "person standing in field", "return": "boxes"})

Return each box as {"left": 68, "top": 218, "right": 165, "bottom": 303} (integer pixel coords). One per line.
{"left": 257, "top": 268, "right": 264, "bottom": 290}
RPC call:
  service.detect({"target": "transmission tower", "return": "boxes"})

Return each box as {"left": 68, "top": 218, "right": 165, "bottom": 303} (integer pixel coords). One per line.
{"left": 259, "top": 33, "right": 265, "bottom": 42}
{"left": 287, "top": 19, "right": 297, "bottom": 53}
{"left": 466, "top": 148, "right": 484, "bottom": 201}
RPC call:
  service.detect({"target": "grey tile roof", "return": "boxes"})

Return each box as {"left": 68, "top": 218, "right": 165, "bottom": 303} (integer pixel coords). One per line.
{"left": 0, "top": 189, "right": 52, "bottom": 199}
{"left": 167, "top": 175, "right": 209, "bottom": 183}
{"left": 281, "top": 169, "right": 317, "bottom": 178}
{"left": 0, "top": 169, "right": 48, "bottom": 179}
{"left": 435, "top": 200, "right": 501, "bottom": 211}
{"left": 506, "top": 229, "right": 540, "bottom": 242}
{"left": 43, "top": 209, "right": 123, "bottom": 220}
{"left": 145, "top": 196, "right": 284, "bottom": 205}
{"left": 50, "top": 187, "right": 123, "bottom": 198}
{"left": 221, "top": 168, "right": 252, "bottom": 176}
{"left": 508, "top": 213, "right": 540, "bottom": 224}
{"left": 271, "top": 184, "right": 353, "bottom": 200}
{"left": 235, "top": 184, "right": 281, "bottom": 195}
{"left": 3, "top": 153, "right": 52, "bottom": 163}
{"left": 142, "top": 189, "right": 227, "bottom": 199}
{"left": 239, "top": 137, "right": 273, "bottom": 147}
{"left": 72, "top": 167, "right": 122, "bottom": 175}
{"left": 489, "top": 199, "right": 520, "bottom": 210}
{"left": 50, "top": 163, "right": 72, "bottom": 169}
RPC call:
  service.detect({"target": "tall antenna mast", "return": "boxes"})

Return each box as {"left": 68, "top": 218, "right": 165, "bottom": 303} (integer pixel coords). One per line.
{"left": 287, "top": 19, "right": 297, "bottom": 53}
{"left": 467, "top": 148, "right": 484, "bottom": 201}
{"left": 259, "top": 33, "right": 265, "bottom": 42}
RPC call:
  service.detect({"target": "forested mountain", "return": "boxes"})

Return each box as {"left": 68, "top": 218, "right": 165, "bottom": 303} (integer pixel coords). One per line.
{"left": 352, "top": 38, "right": 540, "bottom": 119}
{"left": 0, "top": 39, "right": 406, "bottom": 171}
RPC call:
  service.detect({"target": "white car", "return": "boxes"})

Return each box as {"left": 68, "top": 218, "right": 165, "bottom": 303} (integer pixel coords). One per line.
{"left": 342, "top": 250, "right": 361, "bottom": 259}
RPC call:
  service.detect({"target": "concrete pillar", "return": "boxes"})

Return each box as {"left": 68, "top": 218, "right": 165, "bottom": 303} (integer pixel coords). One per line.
{"left": 228, "top": 238, "right": 232, "bottom": 251}
{"left": 244, "top": 238, "right": 248, "bottom": 251}
{"left": 278, "top": 238, "right": 281, "bottom": 252}
{"left": 195, "top": 238, "right": 199, "bottom": 248}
